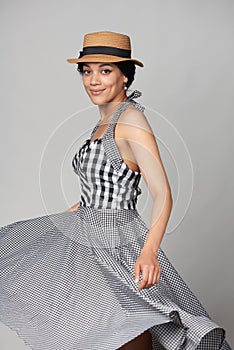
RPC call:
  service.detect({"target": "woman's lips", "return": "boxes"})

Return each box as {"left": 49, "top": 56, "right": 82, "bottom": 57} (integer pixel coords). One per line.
{"left": 90, "top": 89, "right": 106, "bottom": 96}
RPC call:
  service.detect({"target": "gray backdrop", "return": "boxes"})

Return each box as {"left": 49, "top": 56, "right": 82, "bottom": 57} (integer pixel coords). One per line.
{"left": 0, "top": 0, "right": 233, "bottom": 348}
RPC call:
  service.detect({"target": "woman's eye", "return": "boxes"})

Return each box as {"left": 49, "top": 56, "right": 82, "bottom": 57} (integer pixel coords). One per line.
{"left": 102, "top": 69, "right": 112, "bottom": 74}
{"left": 82, "top": 70, "right": 91, "bottom": 75}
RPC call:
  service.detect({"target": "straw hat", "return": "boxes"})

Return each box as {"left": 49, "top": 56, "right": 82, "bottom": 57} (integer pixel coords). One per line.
{"left": 67, "top": 31, "right": 144, "bottom": 67}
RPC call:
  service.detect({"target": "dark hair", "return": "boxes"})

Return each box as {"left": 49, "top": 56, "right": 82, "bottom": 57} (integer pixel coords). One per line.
{"left": 77, "top": 60, "right": 136, "bottom": 89}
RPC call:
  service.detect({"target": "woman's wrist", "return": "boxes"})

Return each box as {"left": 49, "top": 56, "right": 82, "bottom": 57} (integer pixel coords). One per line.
{"left": 141, "top": 243, "right": 159, "bottom": 257}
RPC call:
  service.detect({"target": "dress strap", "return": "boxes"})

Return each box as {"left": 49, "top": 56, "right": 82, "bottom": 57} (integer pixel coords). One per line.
{"left": 126, "top": 90, "right": 145, "bottom": 113}
{"left": 89, "top": 119, "right": 101, "bottom": 139}
{"left": 102, "top": 90, "right": 145, "bottom": 172}
{"left": 89, "top": 90, "right": 144, "bottom": 141}
{"left": 109, "top": 90, "right": 145, "bottom": 127}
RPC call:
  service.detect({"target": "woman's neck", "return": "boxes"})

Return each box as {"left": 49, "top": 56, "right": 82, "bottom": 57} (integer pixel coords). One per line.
{"left": 98, "top": 95, "right": 128, "bottom": 124}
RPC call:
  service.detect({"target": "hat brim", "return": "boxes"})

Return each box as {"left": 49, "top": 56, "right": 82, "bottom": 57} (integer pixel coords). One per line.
{"left": 66, "top": 54, "right": 144, "bottom": 67}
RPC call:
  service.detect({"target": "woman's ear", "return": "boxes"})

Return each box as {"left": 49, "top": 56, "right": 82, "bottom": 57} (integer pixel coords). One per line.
{"left": 123, "top": 76, "right": 128, "bottom": 84}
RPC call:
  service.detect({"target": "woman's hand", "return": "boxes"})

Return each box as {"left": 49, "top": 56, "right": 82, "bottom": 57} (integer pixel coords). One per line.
{"left": 134, "top": 247, "right": 161, "bottom": 290}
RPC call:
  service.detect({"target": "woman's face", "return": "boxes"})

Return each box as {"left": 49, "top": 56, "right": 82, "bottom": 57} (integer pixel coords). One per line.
{"left": 81, "top": 62, "right": 128, "bottom": 105}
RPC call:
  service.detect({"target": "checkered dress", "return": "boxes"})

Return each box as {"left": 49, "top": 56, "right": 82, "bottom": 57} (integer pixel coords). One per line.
{"left": 0, "top": 91, "right": 231, "bottom": 350}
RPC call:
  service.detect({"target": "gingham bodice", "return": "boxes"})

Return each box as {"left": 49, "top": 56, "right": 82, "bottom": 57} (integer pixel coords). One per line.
{"left": 72, "top": 90, "right": 145, "bottom": 210}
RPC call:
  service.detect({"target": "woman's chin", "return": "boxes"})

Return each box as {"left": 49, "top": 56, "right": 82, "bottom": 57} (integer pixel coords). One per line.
{"left": 89, "top": 96, "right": 108, "bottom": 106}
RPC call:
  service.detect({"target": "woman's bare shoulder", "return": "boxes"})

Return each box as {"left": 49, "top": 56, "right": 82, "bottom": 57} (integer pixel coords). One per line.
{"left": 118, "top": 104, "right": 154, "bottom": 139}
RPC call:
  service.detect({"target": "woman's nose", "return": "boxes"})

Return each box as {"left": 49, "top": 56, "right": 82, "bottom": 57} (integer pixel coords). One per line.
{"left": 90, "top": 72, "right": 101, "bottom": 85}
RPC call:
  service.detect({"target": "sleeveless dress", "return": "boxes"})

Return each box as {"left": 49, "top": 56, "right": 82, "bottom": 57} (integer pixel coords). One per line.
{"left": 0, "top": 91, "right": 231, "bottom": 350}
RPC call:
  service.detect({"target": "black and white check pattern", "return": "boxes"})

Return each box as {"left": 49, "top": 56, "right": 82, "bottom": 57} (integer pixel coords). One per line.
{"left": 72, "top": 95, "right": 143, "bottom": 210}
{"left": 0, "top": 91, "right": 231, "bottom": 349}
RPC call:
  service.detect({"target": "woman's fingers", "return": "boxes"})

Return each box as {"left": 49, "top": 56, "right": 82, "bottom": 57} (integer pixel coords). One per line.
{"left": 134, "top": 260, "right": 141, "bottom": 284}
{"left": 135, "top": 264, "right": 161, "bottom": 290}
{"left": 146, "top": 267, "right": 154, "bottom": 286}
{"left": 157, "top": 268, "right": 161, "bottom": 283}
{"left": 134, "top": 252, "right": 161, "bottom": 290}
{"left": 153, "top": 270, "right": 158, "bottom": 285}
{"left": 138, "top": 266, "right": 149, "bottom": 290}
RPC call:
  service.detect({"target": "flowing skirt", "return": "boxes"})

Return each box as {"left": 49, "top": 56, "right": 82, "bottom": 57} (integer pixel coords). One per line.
{"left": 0, "top": 206, "right": 231, "bottom": 349}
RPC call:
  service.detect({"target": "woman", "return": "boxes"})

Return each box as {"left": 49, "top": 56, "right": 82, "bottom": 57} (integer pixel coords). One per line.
{"left": 0, "top": 31, "right": 231, "bottom": 350}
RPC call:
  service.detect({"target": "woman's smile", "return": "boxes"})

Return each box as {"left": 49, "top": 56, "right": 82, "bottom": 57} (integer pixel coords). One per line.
{"left": 89, "top": 88, "right": 106, "bottom": 96}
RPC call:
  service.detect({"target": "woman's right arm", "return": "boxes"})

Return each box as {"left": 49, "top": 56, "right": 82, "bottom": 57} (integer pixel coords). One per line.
{"left": 64, "top": 201, "right": 80, "bottom": 212}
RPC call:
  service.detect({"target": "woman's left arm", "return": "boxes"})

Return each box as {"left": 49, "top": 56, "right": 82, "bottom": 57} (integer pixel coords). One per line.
{"left": 120, "top": 108, "right": 173, "bottom": 290}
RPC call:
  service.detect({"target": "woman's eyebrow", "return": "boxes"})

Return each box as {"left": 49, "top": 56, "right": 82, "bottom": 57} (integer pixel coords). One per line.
{"left": 99, "top": 63, "right": 113, "bottom": 68}
{"left": 82, "top": 63, "right": 113, "bottom": 68}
